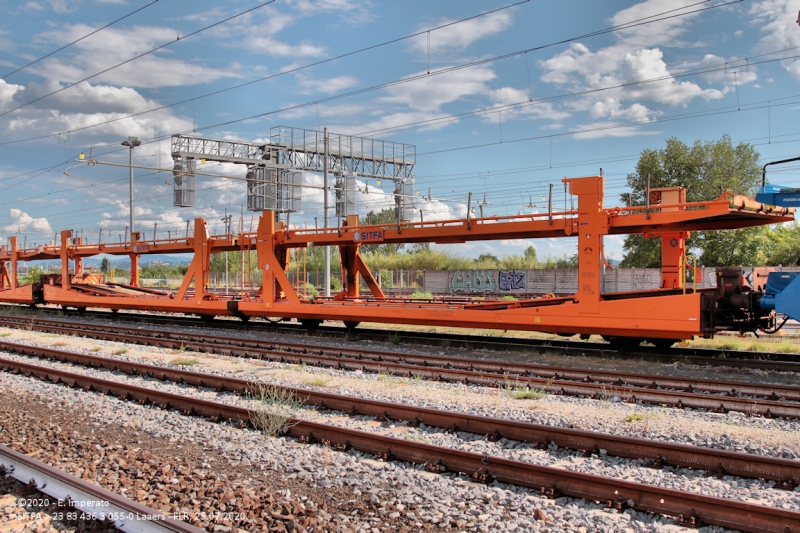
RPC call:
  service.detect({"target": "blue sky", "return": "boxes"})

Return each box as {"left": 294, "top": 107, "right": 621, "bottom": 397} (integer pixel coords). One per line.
{"left": 1, "top": 0, "right": 799, "bottom": 263}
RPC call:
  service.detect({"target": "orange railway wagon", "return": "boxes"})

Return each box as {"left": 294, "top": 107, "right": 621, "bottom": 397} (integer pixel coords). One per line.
{"left": 0, "top": 176, "right": 794, "bottom": 349}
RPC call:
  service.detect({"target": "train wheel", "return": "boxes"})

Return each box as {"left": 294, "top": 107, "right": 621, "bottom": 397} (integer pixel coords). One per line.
{"left": 650, "top": 339, "right": 675, "bottom": 350}
{"left": 344, "top": 321, "right": 360, "bottom": 331}
{"left": 302, "top": 319, "right": 322, "bottom": 331}
{"left": 607, "top": 337, "right": 644, "bottom": 352}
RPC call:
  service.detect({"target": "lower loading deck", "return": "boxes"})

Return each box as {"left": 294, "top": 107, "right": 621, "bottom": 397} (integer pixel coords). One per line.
{"left": 22, "top": 283, "right": 707, "bottom": 341}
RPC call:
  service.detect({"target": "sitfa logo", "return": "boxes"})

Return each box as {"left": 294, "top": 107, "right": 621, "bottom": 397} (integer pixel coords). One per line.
{"left": 354, "top": 230, "right": 383, "bottom": 242}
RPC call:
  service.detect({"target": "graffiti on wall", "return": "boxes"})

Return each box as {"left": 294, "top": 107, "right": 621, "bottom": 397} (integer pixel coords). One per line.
{"left": 556, "top": 269, "right": 577, "bottom": 288}
{"left": 451, "top": 270, "right": 498, "bottom": 293}
{"left": 633, "top": 269, "right": 655, "bottom": 290}
{"left": 450, "top": 270, "right": 527, "bottom": 293}
{"left": 499, "top": 270, "right": 526, "bottom": 291}
{"left": 529, "top": 269, "right": 548, "bottom": 284}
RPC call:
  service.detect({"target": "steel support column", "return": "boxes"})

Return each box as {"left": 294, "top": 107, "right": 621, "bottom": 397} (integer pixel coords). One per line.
{"left": 564, "top": 176, "right": 605, "bottom": 314}
{"left": 129, "top": 231, "right": 140, "bottom": 288}
{"left": 59, "top": 230, "right": 71, "bottom": 291}
{"left": 255, "top": 213, "right": 300, "bottom": 306}
{"left": 8, "top": 236, "right": 18, "bottom": 289}
{"left": 658, "top": 231, "right": 688, "bottom": 289}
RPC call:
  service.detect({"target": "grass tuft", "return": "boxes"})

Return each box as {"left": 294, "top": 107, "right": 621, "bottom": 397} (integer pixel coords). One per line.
{"left": 503, "top": 374, "right": 546, "bottom": 400}
{"left": 247, "top": 383, "right": 304, "bottom": 438}
{"left": 624, "top": 413, "right": 656, "bottom": 423}
{"left": 409, "top": 291, "right": 433, "bottom": 299}
{"left": 403, "top": 431, "right": 431, "bottom": 444}
{"left": 302, "top": 376, "right": 330, "bottom": 387}
{"left": 378, "top": 370, "right": 400, "bottom": 386}
{"left": 112, "top": 348, "right": 128, "bottom": 355}
{"left": 172, "top": 357, "right": 199, "bottom": 366}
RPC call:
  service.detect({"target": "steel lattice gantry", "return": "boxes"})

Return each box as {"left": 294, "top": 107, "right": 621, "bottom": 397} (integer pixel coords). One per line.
{"left": 170, "top": 129, "right": 416, "bottom": 218}
{"left": 268, "top": 126, "right": 415, "bottom": 180}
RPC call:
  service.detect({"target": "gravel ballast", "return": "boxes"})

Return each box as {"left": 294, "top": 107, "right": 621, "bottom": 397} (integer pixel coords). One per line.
{"left": 1, "top": 320, "right": 798, "bottom": 533}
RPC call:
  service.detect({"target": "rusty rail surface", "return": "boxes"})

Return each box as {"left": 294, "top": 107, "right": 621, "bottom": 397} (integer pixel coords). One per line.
{"left": 0, "top": 444, "right": 204, "bottom": 533}
{"left": 2, "top": 342, "right": 798, "bottom": 488}
{"left": 1, "top": 318, "right": 799, "bottom": 418}
{"left": 3, "top": 315, "right": 798, "bottom": 400}
{"left": 5, "top": 305, "right": 798, "bottom": 372}
{"left": 1, "top": 355, "right": 798, "bottom": 533}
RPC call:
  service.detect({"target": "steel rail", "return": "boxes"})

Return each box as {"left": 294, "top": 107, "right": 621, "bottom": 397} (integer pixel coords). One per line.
{"left": 1, "top": 356, "right": 797, "bottom": 533}
{"left": 2, "top": 315, "right": 799, "bottom": 401}
{"left": 1, "top": 320, "right": 800, "bottom": 417}
{"left": 3, "top": 343, "right": 798, "bottom": 487}
{"left": 0, "top": 444, "right": 204, "bottom": 533}
{"left": 4, "top": 306, "right": 799, "bottom": 371}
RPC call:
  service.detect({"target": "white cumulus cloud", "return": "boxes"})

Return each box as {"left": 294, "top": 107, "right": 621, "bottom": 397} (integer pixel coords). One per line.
{"left": 2, "top": 209, "right": 52, "bottom": 234}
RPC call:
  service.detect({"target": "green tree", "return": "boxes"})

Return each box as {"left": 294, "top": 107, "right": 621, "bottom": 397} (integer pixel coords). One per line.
{"left": 358, "top": 208, "right": 404, "bottom": 255}
{"left": 100, "top": 257, "right": 110, "bottom": 273}
{"left": 765, "top": 223, "right": 800, "bottom": 266}
{"left": 303, "top": 245, "right": 340, "bottom": 272}
{"left": 620, "top": 135, "right": 762, "bottom": 267}
{"left": 523, "top": 245, "right": 537, "bottom": 263}
{"left": 210, "top": 251, "right": 259, "bottom": 274}
{"left": 474, "top": 253, "right": 500, "bottom": 268}
{"left": 695, "top": 226, "right": 770, "bottom": 266}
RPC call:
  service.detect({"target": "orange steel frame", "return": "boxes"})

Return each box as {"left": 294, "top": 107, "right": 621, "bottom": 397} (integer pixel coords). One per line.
{"left": 0, "top": 176, "right": 794, "bottom": 341}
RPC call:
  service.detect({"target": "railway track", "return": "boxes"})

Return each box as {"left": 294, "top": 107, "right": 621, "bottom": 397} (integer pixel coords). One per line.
{"left": 4, "top": 304, "right": 799, "bottom": 371}
{"left": 0, "top": 444, "right": 203, "bottom": 533}
{"left": 2, "top": 341, "right": 798, "bottom": 488}
{"left": 2, "top": 316, "right": 800, "bottom": 417}
{"left": 2, "top": 354, "right": 798, "bottom": 533}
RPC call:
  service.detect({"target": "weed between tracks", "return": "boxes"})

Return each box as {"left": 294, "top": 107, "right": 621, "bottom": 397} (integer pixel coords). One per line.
{"left": 171, "top": 343, "right": 188, "bottom": 354}
{"left": 0, "top": 332, "right": 10, "bottom": 337}
{"left": 172, "top": 357, "right": 199, "bottom": 366}
{"left": 624, "top": 413, "right": 656, "bottom": 423}
{"left": 247, "top": 383, "right": 304, "bottom": 438}
{"left": 112, "top": 348, "right": 128, "bottom": 355}
{"left": 378, "top": 370, "right": 400, "bottom": 386}
{"left": 502, "top": 374, "right": 546, "bottom": 400}
{"left": 302, "top": 375, "right": 330, "bottom": 387}
{"left": 402, "top": 431, "right": 431, "bottom": 445}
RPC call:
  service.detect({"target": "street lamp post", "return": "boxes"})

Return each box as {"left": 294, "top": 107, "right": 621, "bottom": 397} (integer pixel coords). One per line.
{"left": 121, "top": 136, "right": 142, "bottom": 234}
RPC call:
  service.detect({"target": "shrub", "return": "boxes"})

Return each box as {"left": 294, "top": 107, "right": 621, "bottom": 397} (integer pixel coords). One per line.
{"left": 247, "top": 383, "right": 304, "bottom": 438}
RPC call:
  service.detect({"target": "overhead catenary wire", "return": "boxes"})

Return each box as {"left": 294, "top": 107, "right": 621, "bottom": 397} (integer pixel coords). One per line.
{"left": 0, "top": 0, "right": 529, "bottom": 145}
{"left": 0, "top": 0, "right": 737, "bottom": 146}
{"left": 0, "top": 0, "right": 278, "bottom": 119}
{"left": 1, "top": 0, "right": 162, "bottom": 80}
{"left": 5, "top": 2, "right": 800, "bottom": 234}
{"left": 362, "top": 49, "right": 800, "bottom": 140}
{"left": 6, "top": 80, "right": 798, "bottom": 220}
{"left": 185, "top": 0, "right": 744, "bottom": 138}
